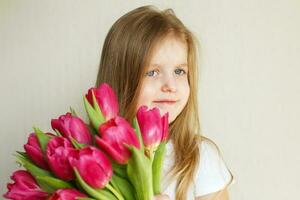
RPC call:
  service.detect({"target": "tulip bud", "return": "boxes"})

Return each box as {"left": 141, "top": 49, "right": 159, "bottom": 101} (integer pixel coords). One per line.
{"left": 49, "top": 189, "right": 86, "bottom": 200}
{"left": 46, "top": 136, "right": 76, "bottom": 180}
{"left": 69, "top": 146, "right": 112, "bottom": 189}
{"left": 136, "top": 105, "right": 169, "bottom": 155}
{"left": 51, "top": 112, "right": 92, "bottom": 145}
{"left": 24, "top": 133, "right": 49, "bottom": 170}
{"left": 3, "top": 170, "right": 49, "bottom": 200}
{"left": 85, "top": 83, "right": 119, "bottom": 121}
{"left": 95, "top": 116, "right": 140, "bottom": 164}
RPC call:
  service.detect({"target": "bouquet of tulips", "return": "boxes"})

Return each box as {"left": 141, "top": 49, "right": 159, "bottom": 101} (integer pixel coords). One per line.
{"left": 3, "top": 83, "right": 169, "bottom": 200}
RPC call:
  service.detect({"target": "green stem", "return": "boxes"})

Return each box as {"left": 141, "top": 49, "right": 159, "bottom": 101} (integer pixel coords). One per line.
{"left": 105, "top": 182, "right": 124, "bottom": 200}
{"left": 150, "top": 150, "right": 155, "bottom": 163}
{"left": 152, "top": 142, "right": 166, "bottom": 195}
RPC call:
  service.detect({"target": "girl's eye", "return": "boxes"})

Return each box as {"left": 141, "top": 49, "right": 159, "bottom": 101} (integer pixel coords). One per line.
{"left": 145, "top": 68, "right": 187, "bottom": 77}
{"left": 146, "top": 70, "right": 159, "bottom": 77}
{"left": 175, "top": 68, "right": 187, "bottom": 75}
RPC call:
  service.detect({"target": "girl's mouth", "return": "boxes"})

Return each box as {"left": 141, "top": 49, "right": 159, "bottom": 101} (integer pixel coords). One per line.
{"left": 153, "top": 100, "right": 177, "bottom": 105}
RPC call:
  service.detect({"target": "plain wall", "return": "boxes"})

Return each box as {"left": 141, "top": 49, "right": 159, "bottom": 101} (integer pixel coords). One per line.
{"left": 1, "top": 0, "right": 299, "bottom": 199}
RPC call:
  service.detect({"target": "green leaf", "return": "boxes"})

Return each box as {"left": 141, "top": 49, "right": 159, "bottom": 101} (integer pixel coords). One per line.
{"left": 73, "top": 168, "right": 118, "bottom": 200}
{"left": 70, "top": 137, "right": 86, "bottom": 149}
{"left": 105, "top": 183, "right": 124, "bottom": 200}
{"left": 77, "top": 198, "right": 97, "bottom": 200}
{"left": 15, "top": 154, "right": 52, "bottom": 178}
{"left": 83, "top": 95, "right": 103, "bottom": 132}
{"left": 70, "top": 106, "right": 79, "bottom": 117}
{"left": 152, "top": 142, "right": 166, "bottom": 194}
{"left": 111, "top": 174, "right": 135, "bottom": 200}
{"left": 111, "top": 161, "right": 128, "bottom": 179}
{"left": 16, "top": 151, "right": 29, "bottom": 159}
{"left": 33, "top": 127, "right": 52, "bottom": 152}
{"left": 35, "top": 175, "right": 73, "bottom": 193}
{"left": 132, "top": 117, "right": 144, "bottom": 152}
{"left": 87, "top": 123, "right": 98, "bottom": 135}
{"left": 91, "top": 90, "right": 105, "bottom": 123}
{"left": 54, "top": 129, "right": 62, "bottom": 136}
{"left": 109, "top": 176, "right": 121, "bottom": 195}
{"left": 127, "top": 146, "right": 153, "bottom": 200}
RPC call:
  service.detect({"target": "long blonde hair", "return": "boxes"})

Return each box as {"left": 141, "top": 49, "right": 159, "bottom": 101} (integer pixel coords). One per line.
{"left": 96, "top": 5, "right": 233, "bottom": 199}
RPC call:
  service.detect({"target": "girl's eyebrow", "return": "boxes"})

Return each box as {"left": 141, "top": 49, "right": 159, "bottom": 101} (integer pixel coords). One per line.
{"left": 179, "top": 63, "right": 188, "bottom": 68}
{"left": 150, "top": 63, "right": 188, "bottom": 68}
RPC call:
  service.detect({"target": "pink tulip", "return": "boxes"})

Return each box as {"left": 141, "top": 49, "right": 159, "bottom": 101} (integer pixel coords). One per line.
{"left": 24, "top": 133, "right": 50, "bottom": 170}
{"left": 51, "top": 112, "right": 92, "bottom": 145}
{"left": 49, "top": 189, "right": 86, "bottom": 200}
{"left": 3, "top": 170, "right": 49, "bottom": 200}
{"left": 136, "top": 106, "right": 169, "bottom": 151}
{"left": 86, "top": 83, "right": 119, "bottom": 120}
{"left": 95, "top": 116, "right": 140, "bottom": 164}
{"left": 46, "top": 136, "right": 76, "bottom": 180}
{"left": 69, "top": 146, "right": 112, "bottom": 189}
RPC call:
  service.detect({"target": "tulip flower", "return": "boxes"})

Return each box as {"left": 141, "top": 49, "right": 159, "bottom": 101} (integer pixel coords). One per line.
{"left": 24, "top": 133, "right": 50, "bottom": 170}
{"left": 49, "top": 189, "right": 86, "bottom": 200}
{"left": 68, "top": 146, "right": 112, "bottom": 189}
{"left": 136, "top": 106, "right": 169, "bottom": 195}
{"left": 3, "top": 170, "right": 49, "bottom": 200}
{"left": 95, "top": 116, "right": 140, "bottom": 164}
{"left": 46, "top": 136, "right": 76, "bottom": 180}
{"left": 85, "top": 83, "right": 119, "bottom": 120}
{"left": 136, "top": 105, "right": 169, "bottom": 154}
{"left": 51, "top": 112, "right": 92, "bottom": 145}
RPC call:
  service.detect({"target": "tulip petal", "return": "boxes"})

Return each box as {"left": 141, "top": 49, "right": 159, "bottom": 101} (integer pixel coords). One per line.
{"left": 96, "top": 116, "right": 140, "bottom": 164}
{"left": 95, "top": 136, "right": 128, "bottom": 164}
{"left": 49, "top": 189, "right": 86, "bottom": 200}
{"left": 4, "top": 170, "right": 49, "bottom": 200}
{"left": 73, "top": 168, "right": 117, "bottom": 200}
{"left": 46, "top": 137, "right": 75, "bottom": 180}
{"left": 86, "top": 84, "right": 119, "bottom": 121}
{"left": 69, "top": 117, "right": 92, "bottom": 144}
{"left": 68, "top": 147, "right": 112, "bottom": 189}
{"left": 96, "top": 83, "right": 119, "bottom": 120}
{"left": 23, "top": 133, "right": 49, "bottom": 170}
{"left": 136, "top": 106, "right": 162, "bottom": 148}
{"left": 78, "top": 158, "right": 110, "bottom": 188}
{"left": 51, "top": 113, "right": 92, "bottom": 145}
{"left": 161, "top": 112, "right": 169, "bottom": 141}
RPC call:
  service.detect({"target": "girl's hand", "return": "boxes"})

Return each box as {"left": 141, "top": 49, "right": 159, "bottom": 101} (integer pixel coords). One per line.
{"left": 154, "top": 194, "right": 170, "bottom": 200}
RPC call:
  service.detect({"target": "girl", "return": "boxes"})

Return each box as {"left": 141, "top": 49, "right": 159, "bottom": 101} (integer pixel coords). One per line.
{"left": 95, "top": 5, "right": 235, "bottom": 200}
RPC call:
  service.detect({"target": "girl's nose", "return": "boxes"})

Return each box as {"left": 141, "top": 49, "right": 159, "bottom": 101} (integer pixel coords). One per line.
{"left": 161, "top": 75, "right": 177, "bottom": 93}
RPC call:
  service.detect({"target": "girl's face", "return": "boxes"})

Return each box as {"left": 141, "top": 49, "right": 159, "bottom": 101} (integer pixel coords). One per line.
{"left": 136, "top": 36, "right": 190, "bottom": 124}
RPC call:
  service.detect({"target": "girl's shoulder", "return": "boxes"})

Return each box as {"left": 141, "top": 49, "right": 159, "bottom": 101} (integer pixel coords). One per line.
{"left": 193, "top": 136, "right": 235, "bottom": 197}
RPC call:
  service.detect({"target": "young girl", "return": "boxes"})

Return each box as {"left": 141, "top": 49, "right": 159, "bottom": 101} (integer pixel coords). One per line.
{"left": 95, "top": 5, "right": 235, "bottom": 200}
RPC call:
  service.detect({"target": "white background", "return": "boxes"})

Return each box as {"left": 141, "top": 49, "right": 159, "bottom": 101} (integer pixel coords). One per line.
{"left": 1, "top": 0, "right": 299, "bottom": 199}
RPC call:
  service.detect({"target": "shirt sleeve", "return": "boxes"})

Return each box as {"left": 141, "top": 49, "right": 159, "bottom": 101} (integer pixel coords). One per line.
{"left": 194, "top": 140, "right": 235, "bottom": 197}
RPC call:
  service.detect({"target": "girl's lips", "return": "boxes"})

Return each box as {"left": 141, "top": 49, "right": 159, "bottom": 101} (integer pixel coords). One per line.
{"left": 153, "top": 100, "right": 177, "bottom": 105}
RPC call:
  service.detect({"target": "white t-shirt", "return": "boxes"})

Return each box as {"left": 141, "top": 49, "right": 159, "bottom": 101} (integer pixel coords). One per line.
{"left": 161, "top": 139, "right": 235, "bottom": 200}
